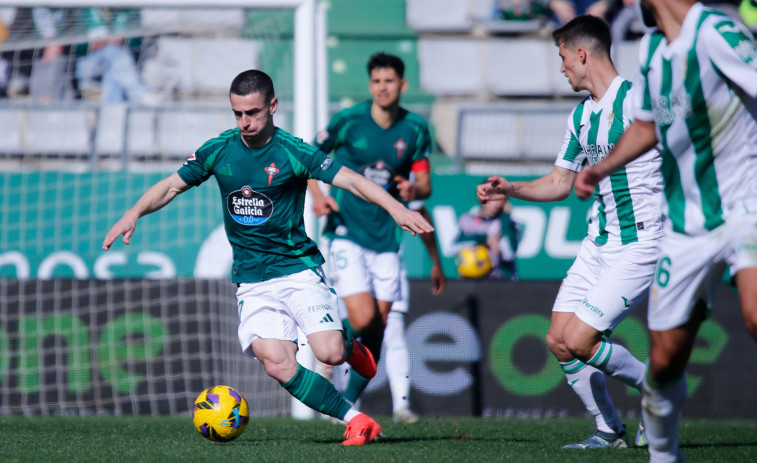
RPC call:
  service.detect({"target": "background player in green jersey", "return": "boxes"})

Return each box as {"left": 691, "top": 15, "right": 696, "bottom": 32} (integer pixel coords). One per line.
{"left": 575, "top": 1, "right": 757, "bottom": 461}
{"left": 102, "top": 69, "right": 434, "bottom": 446}
{"left": 479, "top": 15, "right": 664, "bottom": 449}
{"left": 308, "top": 53, "right": 434, "bottom": 406}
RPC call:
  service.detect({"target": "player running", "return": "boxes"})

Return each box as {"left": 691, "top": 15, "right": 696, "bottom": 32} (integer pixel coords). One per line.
{"left": 478, "top": 15, "right": 663, "bottom": 449}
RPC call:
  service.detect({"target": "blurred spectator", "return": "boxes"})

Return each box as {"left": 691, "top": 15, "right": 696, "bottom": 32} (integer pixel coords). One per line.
{"left": 610, "top": 0, "right": 645, "bottom": 44}
{"left": 453, "top": 193, "right": 520, "bottom": 280}
{"left": 75, "top": 8, "right": 160, "bottom": 105}
{"left": 548, "top": 0, "right": 617, "bottom": 26}
{"left": 495, "top": 0, "right": 550, "bottom": 21}
{"left": 2, "top": 8, "right": 30, "bottom": 98}
{"left": 29, "top": 7, "right": 75, "bottom": 104}
{"left": 0, "top": 8, "right": 11, "bottom": 97}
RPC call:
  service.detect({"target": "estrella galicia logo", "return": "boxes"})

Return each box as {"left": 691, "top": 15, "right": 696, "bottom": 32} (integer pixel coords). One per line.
{"left": 359, "top": 161, "right": 396, "bottom": 191}
{"left": 227, "top": 186, "right": 273, "bottom": 226}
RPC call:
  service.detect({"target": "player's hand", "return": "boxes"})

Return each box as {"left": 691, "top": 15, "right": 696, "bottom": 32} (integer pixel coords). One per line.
{"left": 477, "top": 176, "right": 509, "bottom": 204}
{"left": 394, "top": 175, "right": 416, "bottom": 202}
{"left": 574, "top": 168, "right": 601, "bottom": 200}
{"left": 395, "top": 209, "right": 435, "bottom": 236}
{"left": 312, "top": 196, "right": 339, "bottom": 216}
{"left": 430, "top": 265, "right": 446, "bottom": 295}
{"left": 102, "top": 212, "right": 138, "bottom": 250}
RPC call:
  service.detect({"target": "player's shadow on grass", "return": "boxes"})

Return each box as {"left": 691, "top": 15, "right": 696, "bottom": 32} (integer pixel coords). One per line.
{"left": 682, "top": 442, "right": 757, "bottom": 450}
{"left": 310, "top": 435, "right": 537, "bottom": 445}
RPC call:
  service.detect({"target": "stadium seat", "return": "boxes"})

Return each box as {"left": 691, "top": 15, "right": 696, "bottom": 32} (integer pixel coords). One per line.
{"left": 0, "top": 109, "right": 23, "bottom": 154}
{"left": 94, "top": 104, "right": 127, "bottom": 157}
{"left": 126, "top": 109, "right": 156, "bottom": 157}
{"left": 328, "top": 0, "right": 415, "bottom": 37}
{"left": 455, "top": 102, "right": 575, "bottom": 162}
{"left": 406, "top": 0, "right": 474, "bottom": 32}
{"left": 487, "top": 39, "right": 552, "bottom": 96}
{"left": 142, "top": 37, "right": 258, "bottom": 98}
{"left": 26, "top": 108, "right": 93, "bottom": 155}
{"left": 141, "top": 8, "right": 246, "bottom": 33}
{"left": 156, "top": 108, "right": 236, "bottom": 157}
{"left": 418, "top": 39, "right": 484, "bottom": 95}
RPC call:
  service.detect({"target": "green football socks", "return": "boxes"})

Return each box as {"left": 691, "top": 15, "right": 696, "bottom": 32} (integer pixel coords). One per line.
{"left": 280, "top": 364, "right": 351, "bottom": 420}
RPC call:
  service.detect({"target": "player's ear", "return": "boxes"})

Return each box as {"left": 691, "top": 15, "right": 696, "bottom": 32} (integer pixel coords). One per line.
{"left": 401, "top": 78, "right": 408, "bottom": 94}
{"left": 269, "top": 97, "right": 278, "bottom": 115}
{"left": 577, "top": 47, "right": 587, "bottom": 63}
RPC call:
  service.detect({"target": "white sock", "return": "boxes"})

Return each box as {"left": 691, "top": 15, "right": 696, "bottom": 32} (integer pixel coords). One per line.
{"left": 385, "top": 311, "right": 411, "bottom": 412}
{"left": 587, "top": 339, "right": 645, "bottom": 390}
{"left": 343, "top": 407, "right": 360, "bottom": 423}
{"left": 643, "top": 373, "right": 687, "bottom": 463}
{"left": 561, "top": 359, "right": 623, "bottom": 434}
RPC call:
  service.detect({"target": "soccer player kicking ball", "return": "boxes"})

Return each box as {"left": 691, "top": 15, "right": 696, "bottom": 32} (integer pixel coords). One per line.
{"left": 574, "top": 1, "right": 757, "bottom": 461}
{"left": 102, "top": 69, "right": 434, "bottom": 446}
{"left": 479, "top": 15, "right": 664, "bottom": 449}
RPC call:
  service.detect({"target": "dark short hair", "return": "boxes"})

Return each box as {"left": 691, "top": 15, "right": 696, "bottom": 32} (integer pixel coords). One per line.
{"left": 367, "top": 52, "right": 405, "bottom": 78}
{"left": 552, "top": 15, "right": 612, "bottom": 59}
{"left": 229, "top": 70, "right": 275, "bottom": 103}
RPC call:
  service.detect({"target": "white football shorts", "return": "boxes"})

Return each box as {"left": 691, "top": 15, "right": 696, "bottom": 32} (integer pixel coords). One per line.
{"left": 328, "top": 238, "right": 401, "bottom": 302}
{"left": 236, "top": 267, "right": 342, "bottom": 359}
{"left": 648, "top": 206, "right": 757, "bottom": 331}
{"left": 553, "top": 236, "right": 660, "bottom": 334}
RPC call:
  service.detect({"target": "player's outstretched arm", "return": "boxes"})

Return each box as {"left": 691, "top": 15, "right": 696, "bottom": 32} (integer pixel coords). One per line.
{"left": 417, "top": 206, "right": 446, "bottom": 295}
{"left": 331, "top": 166, "right": 434, "bottom": 235}
{"left": 102, "top": 173, "right": 190, "bottom": 250}
{"left": 574, "top": 119, "right": 658, "bottom": 199}
{"left": 480, "top": 168, "right": 577, "bottom": 205}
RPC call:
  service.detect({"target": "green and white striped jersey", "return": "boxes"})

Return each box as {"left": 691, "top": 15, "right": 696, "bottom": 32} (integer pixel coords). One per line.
{"left": 633, "top": 3, "right": 757, "bottom": 236}
{"left": 556, "top": 76, "right": 664, "bottom": 245}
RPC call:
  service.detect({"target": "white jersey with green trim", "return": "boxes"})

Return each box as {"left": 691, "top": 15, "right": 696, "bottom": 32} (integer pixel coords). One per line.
{"left": 556, "top": 76, "right": 664, "bottom": 245}
{"left": 632, "top": 3, "right": 757, "bottom": 236}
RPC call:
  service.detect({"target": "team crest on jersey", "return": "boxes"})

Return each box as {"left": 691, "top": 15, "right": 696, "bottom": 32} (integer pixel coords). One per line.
{"left": 184, "top": 152, "right": 197, "bottom": 165}
{"left": 393, "top": 139, "right": 407, "bottom": 158}
{"left": 227, "top": 186, "right": 273, "bottom": 226}
{"left": 265, "top": 163, "right": 280, "bottom": 186}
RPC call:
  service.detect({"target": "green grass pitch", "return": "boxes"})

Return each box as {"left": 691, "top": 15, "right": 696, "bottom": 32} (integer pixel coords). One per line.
{"left": 1, "top": 416, "right": 755, "bottom": 462}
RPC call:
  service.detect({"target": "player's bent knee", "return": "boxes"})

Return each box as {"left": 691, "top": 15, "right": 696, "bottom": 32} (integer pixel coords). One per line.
{"left": 309, "top": 330, "right": 348, "bottom": 365}
{"left": 545, "top": 330, "right": 566, "bottom": 355}
{"left": 647, "top": 348, "right": 684, "bottom": 383}
{"left": 563, "top": 333, "right": 594, "bottom": 361}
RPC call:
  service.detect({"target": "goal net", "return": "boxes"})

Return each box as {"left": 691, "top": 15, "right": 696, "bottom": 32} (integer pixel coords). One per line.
{"left": 0, "top": 0, "right": 324, "bottom": 416}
